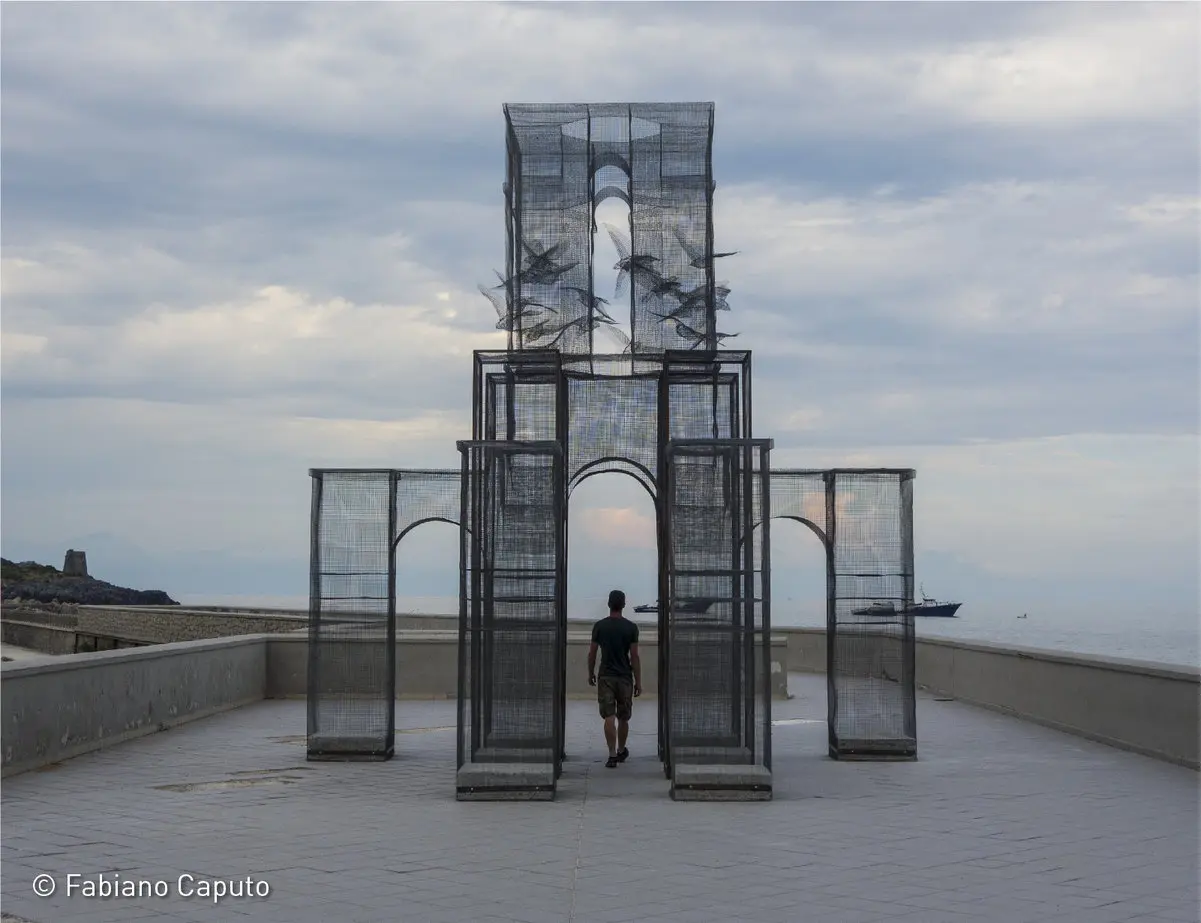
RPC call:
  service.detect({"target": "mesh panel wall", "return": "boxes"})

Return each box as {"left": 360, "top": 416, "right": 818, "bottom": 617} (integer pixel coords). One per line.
{"left": 563, "top": 356, "right": 660, "bottom": 494}
{"left": 663, "top": 440, "right": 771, "bottom": 772}
{"left": 505, "top": 104, "right": 596, "bottom": 354}
{"left": 629, "top": 105, "right": 715, "bottom": 353}
{"left": 307, "top": 470, "right": 396, "bottom": 760}
{"left": 768, "top": 470, "right": 828, "bottom": 541}
{"left": 474, "top": 350, "right": 563, "bottom": 442}
{"left": 661, "top": 351, "right": 750, "bottom": 441}
{"left": 827, "top": 470, "right": 917, "bottom": 759}
{"left": 394, "top": 470, "right": 460, "bottom": 547}
{"left": 458, "top": 441, "right": 565, "bottom": 777}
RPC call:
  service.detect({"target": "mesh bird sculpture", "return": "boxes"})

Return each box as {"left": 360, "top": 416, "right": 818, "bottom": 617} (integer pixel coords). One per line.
{"left": 478, "top": 272, "right": 551, "bottom": 333}
{"left": 521, "top": 240, "right": 579, "bottom": 286}
{"left": 563, "top": 286, "right": 632, "bottom": 354}
{"left": 604, "top": 223, "right": 662, "bottom": 300}
{"left": 674, "top": 226, "right": 738, "bottom": 271}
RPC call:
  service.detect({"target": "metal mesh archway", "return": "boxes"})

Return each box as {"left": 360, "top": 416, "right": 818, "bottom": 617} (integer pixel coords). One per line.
{"left": 768, "top": 468, "right": 917, "bottom": 759}
{"left": 307, "top": 469, "right": 461, "bottom": 761}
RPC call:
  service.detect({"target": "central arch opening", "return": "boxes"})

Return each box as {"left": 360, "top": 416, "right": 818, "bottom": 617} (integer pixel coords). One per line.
{"left": 567, "top": 470, "right": 659, "bottom": 764}
{"left": 592, "top": 183, "right": 633, "bottom": 353}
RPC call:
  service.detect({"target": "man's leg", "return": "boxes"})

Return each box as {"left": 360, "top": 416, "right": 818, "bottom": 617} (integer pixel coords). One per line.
{"left": 604, "top": 716, "right": 618, "bottom": 757}
{"left": 599, "top": 679, "right": 620, "bottom": 767}
{"left": 616, "top": 679, "right": 633, "bottom": 761}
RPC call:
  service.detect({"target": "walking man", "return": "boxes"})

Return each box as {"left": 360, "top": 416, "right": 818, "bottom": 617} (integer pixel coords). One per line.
{"left": 588, "top": 589, "right": 642, "bottom": 768}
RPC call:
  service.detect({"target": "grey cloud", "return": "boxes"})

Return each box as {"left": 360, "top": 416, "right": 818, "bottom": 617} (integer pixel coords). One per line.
{"left": 1, "top": 2, "right": 1197, "bottom": 608}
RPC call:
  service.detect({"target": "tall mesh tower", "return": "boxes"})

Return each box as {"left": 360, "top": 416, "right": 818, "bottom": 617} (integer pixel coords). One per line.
{"left": 492, "top": 103, "right": 730, "bottom": 355}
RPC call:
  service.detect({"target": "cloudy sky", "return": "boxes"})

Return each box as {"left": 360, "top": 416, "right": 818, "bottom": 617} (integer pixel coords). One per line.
{"left": 2, "top": 3, "right": 1197, "bottom": 631}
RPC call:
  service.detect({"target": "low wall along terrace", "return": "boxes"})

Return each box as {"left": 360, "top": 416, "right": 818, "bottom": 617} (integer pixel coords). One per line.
{"left": 778, "top": 627, "right": 1199, "bottom": 769}
{"left": 1, "top": 618, "right": 80, "bottom": 655}
{"left": 0, "top": 604, "right": 307, "bottom": 653}
{"left": 2, "top": 637, "right": 265, "bottom": 777}
{"left": 911, "top": 636, "right": 1200, "bottom": 769}
{"left": 1, "top": 626, "right": 1196, "bottom": 777}
{"left": 74, "top": 606, "right": 307, "bottom": 643}
{"left": 265, "top": 630, "right": 790, "bottom": 700}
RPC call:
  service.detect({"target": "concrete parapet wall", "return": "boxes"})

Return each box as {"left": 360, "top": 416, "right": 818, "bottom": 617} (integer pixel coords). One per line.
{"left": 266, "top": 632, "right": 789, "bottom": 700}
{"left": 74, "top": 606, "right": 307, "bottom": 644}
{"left": 0, "top": 606, "right": 81, "bottom": 629}
{"left": 912, "top": 637, "right": 1200, "bottom": 769}
{"left": 780, "top": 627, "right": 826, "bottom": 673}
{"left": 1, "top": 636, "right": 265, "bottom": 778}
{"left": 3, "top": 622, "right": 1193, "bottom": 775}
{"left": 1, "top": 619, "right": 79, "bottom": 655}
{"left": 267, "top": 632, "right": 462, "bottom": 700}
{"left": 0, "top": 631, "right": 781, "bottom": 777}
{"left": 773, "top": 625, "right": 1198, "bottom": 769}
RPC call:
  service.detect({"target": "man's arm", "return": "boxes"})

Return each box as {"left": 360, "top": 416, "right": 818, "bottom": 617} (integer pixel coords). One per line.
{"left": 630, "top": 643, "right": 642, "bottom": 696}
{"left": 587, "top": 640, "right": 598, "bottom": 687}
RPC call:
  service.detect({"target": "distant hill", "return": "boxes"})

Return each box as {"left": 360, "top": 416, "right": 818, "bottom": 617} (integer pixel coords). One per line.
{"left": 1, "top": 558, "right": 179, "bottom": 606}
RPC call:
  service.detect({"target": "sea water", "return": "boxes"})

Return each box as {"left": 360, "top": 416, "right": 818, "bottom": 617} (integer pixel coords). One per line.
{"left": 178, "top": 593, "right": 1200, "bottom": 668}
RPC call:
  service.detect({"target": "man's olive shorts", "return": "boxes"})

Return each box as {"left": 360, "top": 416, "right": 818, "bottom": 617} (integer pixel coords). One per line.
{"left": 597, "top": 675, "right": 633, "bottom": 720}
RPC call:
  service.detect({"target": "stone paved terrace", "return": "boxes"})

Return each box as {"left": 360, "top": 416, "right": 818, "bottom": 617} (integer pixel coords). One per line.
{"left": 2, "top": 674, "right": 1197, "bottom": 923}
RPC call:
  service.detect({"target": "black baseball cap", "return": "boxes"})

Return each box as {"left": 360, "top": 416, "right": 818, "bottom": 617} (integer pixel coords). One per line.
{"left": 607, "top": 590, "right": 626, "bottom": 611}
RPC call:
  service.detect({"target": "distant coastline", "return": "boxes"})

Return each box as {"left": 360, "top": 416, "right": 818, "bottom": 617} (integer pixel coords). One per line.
{"left": 2, "top": 557, "right": 178, "bottom": 607}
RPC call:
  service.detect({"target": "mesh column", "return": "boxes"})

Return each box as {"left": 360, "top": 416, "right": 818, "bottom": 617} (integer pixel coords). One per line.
{"left": 307, "top": 470, "right": 397, "bottom": 760}
{"left": 657, "top": 351, "right": 750, "bottom": 770}
{"left": 664, "top": 438, "right": 772, "bottom": 800}
{"left": 826, "top": 469, "right": 917, "bottom": 760}
{"left": 456, "top": 440, "right": 565, "bottom": 800}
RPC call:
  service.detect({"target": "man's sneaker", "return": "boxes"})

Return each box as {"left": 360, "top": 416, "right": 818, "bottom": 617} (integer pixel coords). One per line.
{"left": 605, "top": 755, "right": 619, "bottom": 768}
{"left": 617, "top": 748, "right": 630, "bottom": 763}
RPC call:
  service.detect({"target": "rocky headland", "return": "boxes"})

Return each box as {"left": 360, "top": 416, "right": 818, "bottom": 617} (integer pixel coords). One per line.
{"left": 1, "top": 557, "right": 178, "bottom": 607}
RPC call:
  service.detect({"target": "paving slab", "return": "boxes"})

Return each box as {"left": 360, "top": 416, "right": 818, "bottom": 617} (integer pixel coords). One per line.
{"left": 1, "top": 675, "right": 1197, "bottom": 923}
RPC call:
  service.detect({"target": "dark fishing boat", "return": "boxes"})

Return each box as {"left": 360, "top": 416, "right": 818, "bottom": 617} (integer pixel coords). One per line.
{"left": 633, "top": 598, "right": 721, "bottom": 615}
{"left": 905, "top": 596, "right": 962, "bottom": 619}
{"left": 852, "top": 586, "right": 962, "bottom": 618}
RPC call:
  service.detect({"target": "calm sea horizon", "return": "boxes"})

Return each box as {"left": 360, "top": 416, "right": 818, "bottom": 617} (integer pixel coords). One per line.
{"left": 177, "top": 593, "right": 1200, "bottom": 669}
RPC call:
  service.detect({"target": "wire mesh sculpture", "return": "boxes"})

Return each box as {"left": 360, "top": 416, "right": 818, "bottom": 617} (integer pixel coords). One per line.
{"left": 306, "top": 102, "right": 920, "bottom": 797}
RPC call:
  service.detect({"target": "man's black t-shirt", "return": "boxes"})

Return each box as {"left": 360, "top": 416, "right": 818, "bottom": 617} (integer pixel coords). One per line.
{"left": 591, "top": 616, "right": 639, "bottom": 679}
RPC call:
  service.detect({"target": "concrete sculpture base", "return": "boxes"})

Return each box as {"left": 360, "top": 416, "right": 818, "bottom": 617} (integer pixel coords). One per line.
{"left": 455, "top": 762, "right": 555, "bottom": 801}
{"left": 670, "top": 764, "right": 773, "bottom": 801}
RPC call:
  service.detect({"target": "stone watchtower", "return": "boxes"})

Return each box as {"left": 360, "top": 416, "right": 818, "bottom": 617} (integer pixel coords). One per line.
{"left": 62, "top": 549, "right": 88, "bottom": 577}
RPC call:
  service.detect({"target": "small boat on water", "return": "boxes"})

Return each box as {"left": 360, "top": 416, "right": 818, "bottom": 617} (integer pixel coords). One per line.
{"left": 852, "top": 586, "right": 962, "bottom": 618}
{"left": 637, "top": 589, "right": 963, "bottom": 619}
{"left": 906, "top": 594, "right": 963, "bottom": 618}
{"left": 633, "top": 598, "right": 721, "bottom": 615}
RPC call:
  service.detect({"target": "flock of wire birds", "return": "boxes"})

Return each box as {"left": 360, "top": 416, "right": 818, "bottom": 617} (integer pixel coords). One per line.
{"left": 479, "top": 223, "right": 738, "bottom": 352}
